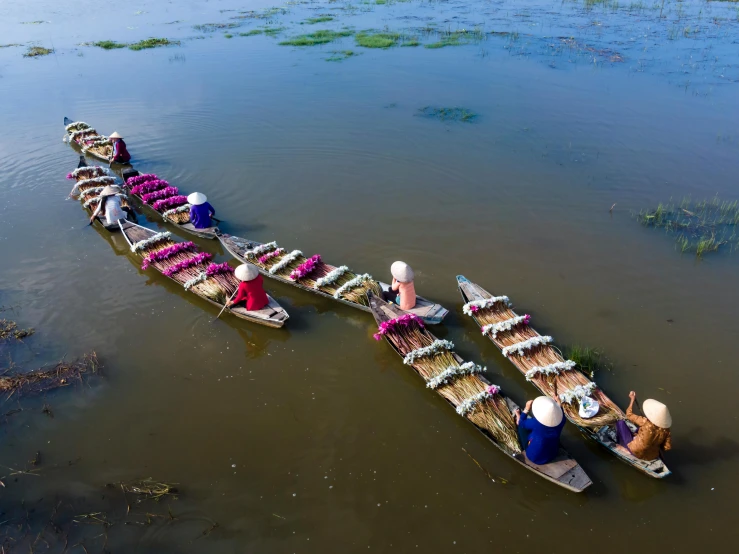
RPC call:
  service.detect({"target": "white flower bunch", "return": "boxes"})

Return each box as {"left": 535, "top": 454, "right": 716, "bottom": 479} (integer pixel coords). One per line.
{"left": 462, "top": 296, "right": 511, "bottom": 316}
{"left": 83, "top": 196, "right": 101, "bottom": 208}
{"left": 426, "top": 362, "right": 486, "bottom": 389}
{"left": 76, "top": 176, "right": 116, "bottom": 189}
{"left": 162, "top": 204, "right": 191, "bottom": 217}
{"left": 269, "top": 250, "right": 303, "bottom": 275}
{"left": 70, "top": 128, "right": 97, "bottom": 141}
{"left": 481, "top": 315, "right": 529, "bottom": 338}
{"left": 333, "top": 273, "right": 372, "bottom": 299}
{"left": 559, "top": 382, "right": 597, "bottom": 405}
{"left": 131, "top": 232, "right": 172, "bottom": 253}
{"left": 315, "top": 265, "right": 348, "bottom": 289}
{"left": 456, "top": 389, "right": 497, "bottom": 417}
{"left": 89, "top": 138, "right": 111, "bottom": 147}
{"left": 403, "top": 339, "right": 455, "bottom": 365}
{"left": 183, "top": 272, "right": 208, "bottom": 290}
{"left": 525, "top": 360, "right": 576, "bottom": 381}
{"left": 65, "top": 121, "right": 90, "bottom": 132}
{"left": 501, "top": 336, "right": 552, "bottom": 358}
{"left": 80, "top": 186, "right": 104, "bottom": 199}
{"left": 70, "top": 165, "right": 110, "bottom": 179}
{"left": 247, "top": 241, "right": 278, "bottom": 258}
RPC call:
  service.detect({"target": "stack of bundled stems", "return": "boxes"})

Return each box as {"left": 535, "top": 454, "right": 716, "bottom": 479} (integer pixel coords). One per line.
{"left": 383, "top": 319, "right": 521, "bottom": 453}
{"left": 72, "top": 169, "right": 129, "bottom": 210}
{"left": 135, "top": 235, "right": 238, "bottom": 305}
{"left": 125, "top": 174, "right": 192, "bottom": 224}
{"left": 250, "top": 244, "right": 382, "bottom": 306}
{"left": 471, "top": 301, "right": 622, "bottom": 427}
{"left": 68, "top": 121, "right": 112, "bottom": 158}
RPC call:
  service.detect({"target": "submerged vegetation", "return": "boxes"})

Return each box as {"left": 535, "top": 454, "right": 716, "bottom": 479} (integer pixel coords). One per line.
{"left": 563, "top": 345, "right": 612, "bottom": 378}
{"left": 326, "top": 50, "right": 357, "bottom": 62}
{"left": 279, "top": 29, "right": 353, "bottom": 46}
{"left": 194, "top": 22, "right": 241, "bottom": 32}
{"left": 356, "top": 31, "right": 401, "bottom": 48}
{"left": 636, "top": 196, "right": 739, "bottom": 257}
{"left": 424, "top": 29, "right": 485, "bottom": 49}
{"left": 240, "top": 27, "right": 285, "bottom": 37}
{"left": 91, "top": 38, "right": 179, "bottom": 51}
{"left": 0, "top": 353, "right": 100, "bottom": 397}
{"left": 0, "top": 319, "right": 34, "bottom": 341}
{"left": 23, "top": 46, "right": 53, "bottom": 57}
{"left": 303, "top": 16, "right": 334, "bottom": 24}
{"left": 418, "top": 106, "right": 478, "bottom": 122}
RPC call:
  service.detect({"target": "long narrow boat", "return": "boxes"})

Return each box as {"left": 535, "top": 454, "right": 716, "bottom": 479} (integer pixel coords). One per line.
{"left": 217, "top": 233, "right": 449, "bottom": 325}
{"left": 63, "top": 117, "right": 118, "bottom": 163}
{"left": 121, "top": 172, "right": 219, "bottom": 240}
{"left": 369, "top": 294, "right": 591, "bottom": 492}
{"left": 68, "top": 156, "right": 134, "bottom": 232}
{"left": 118, "top": 221, "right": 289, "bottom": 328}
{"left": 456, "top": 276, "right": 670, "bottom": 478}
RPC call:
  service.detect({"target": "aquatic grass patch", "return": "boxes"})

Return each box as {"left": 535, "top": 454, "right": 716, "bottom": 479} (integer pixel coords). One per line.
{"left": 279, "top": 29, "right": 353, "bottom": 46}
{"left": 562, "top": 346, "right": 612, "bottom": 378}
{"left": 128, "top": 37, "right": 179, "bottom": 51}
{"left": 355, "top": 31, "right": 401, "bottom": 48}
{"left": 418, "top": 106, "right": 478, "bottom": 123}
{"left": 224, "top": 34, "right": 234, "bottom": 38}
{"left": 0, "top": 43, "right": 22, "bottom": 48}
{"left": 193, "top": 22, "right": 241, "bottom": 32}
{"left": 240, "top": 29, "right": 264, "bottom": 36}
{"left": 239, "top": 26, "right": 285, "bottom": 37}
{"left": 401, "top": 38, "right": 420, "bottom": 47}
{"left": 326, "top": 50, "right": 357, "bottom": 61}
{"left": 424, "top": 28, "right": 485, "bottom": 49}
{"left": 302, "top": 16, "right": 334, "bottom": 24}
{"left": 23, "top": 46, "right": 53, "bottom": 57}
{"left": 636, "top": 196, "right": 739, "bottom": 257}
{"left": 93, "top": 40, "right": 127, "bottom": 50}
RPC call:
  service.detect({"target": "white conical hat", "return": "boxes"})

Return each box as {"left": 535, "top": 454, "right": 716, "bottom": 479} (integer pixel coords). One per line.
{"left": 108, "top": 131, "right": 122, "bottom": 139}
{"left": 187, "top": 192, "right": 207, "bottom": 205}
{"left": 235, "top": 263, "right": 259, "bottom": 282}
{"left": 99, "top": 184, "right": 122, "bottom": 197}
{"left": 391, "top": 261, "right": 414, "bottom": 283}
{"left": 531, "top": 396, "right": 564, "bottom": 427}
{"left": 642, "top": 399, "right": 672, "bottom": 429}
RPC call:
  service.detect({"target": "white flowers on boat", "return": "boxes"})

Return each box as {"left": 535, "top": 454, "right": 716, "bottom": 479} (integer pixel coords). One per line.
{"left": 481, "top": 315, "right": 530, "bottom": 338}
{"left": 333, "top": 273, "right": 373, "bottom": 299}
{"left": 559, "top": 382, "right": 598, "bottom": 405}
{"left": 82, "top": 196, "right": 101, "bottom": 208}
{"left": 80, "top": 186, "right": 104, "bottom": 199}
{"left": 77, "top": 176, "right": 116, "bottom": 189}
{"left": 501, "top": 336, "right": 552, "bottom": 357}
{"left": 456, "top": 388, "right": 499, "bottom": 417}
{"left": 69, "top": 166, "right": 110, "bottom": 179}
{"left": 525, "top": 360, "right": 576, "bottom": 381}
{"left": 69, "top": 128, "right": 96, "bottom": 141}
{"left": 162, "top": 204, "right": 191, "bottom": 217}
{"left": 269, "top": 250, "right": 303, "bottom": 275}
{"left": 65, "top": 121, "right": 90, "bottom": 132}
{"left": 426, "top": 362, "right": 486, "bottom": 389}
{"left": 315, "top": 265, "right": 348, "bottom": 289}
{"left": 462, "top": 296, "right": 511, "bottom": 316}
{"left": 247, "top": 241, "right": 278, "bottom": 258}
{"left": 403, "top": 339, "right": 454, "bottom": 365}
{"left": 183, "top": 272, "right": 208, "bottom": 290}
{"left": 130, "top": 232, "right": 172, "bottom": 253}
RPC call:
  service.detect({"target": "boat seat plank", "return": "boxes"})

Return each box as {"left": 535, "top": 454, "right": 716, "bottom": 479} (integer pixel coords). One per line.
{"left": 523, "top": 452, "right": 579, "bottom": 479}
{"left": 179, "top": 222, "right": 217, "bottom": 235}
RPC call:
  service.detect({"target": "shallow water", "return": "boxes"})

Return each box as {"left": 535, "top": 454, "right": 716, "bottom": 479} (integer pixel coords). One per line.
{"left": 1, "top": 0, "right": 738, "bottom": 551}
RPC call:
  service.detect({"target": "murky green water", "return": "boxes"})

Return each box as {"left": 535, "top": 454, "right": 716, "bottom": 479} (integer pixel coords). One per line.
{"left": 1, "top": 0, "right": 738, "bottom": 551}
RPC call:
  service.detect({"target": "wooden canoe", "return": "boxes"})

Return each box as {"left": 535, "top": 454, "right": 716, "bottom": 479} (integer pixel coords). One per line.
{"left": 218, "top": 233, "right": 449, "bottom": 325}
{"left": 63, "top": 117, "right": 121, "bottom": 165}
{"left": 369, "top": 294, "right": 592, "bottom": 492}
{"left": 456, "top": 275, "right": 670, "bottom": 479}
{"left": 118, "top": 221, "right": 289, "bottom": 328}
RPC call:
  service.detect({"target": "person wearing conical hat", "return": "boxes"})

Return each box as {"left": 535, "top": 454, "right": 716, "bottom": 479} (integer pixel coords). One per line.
{"left": 229, "top": 263, "right": 269, "bottom": 311}
{"left": 514, "top": 396, "right": 566, "bottom": 465}
{"left": 616, "top": 391, "right": 672, "bottom": 461}
{"left": 381, "top": 261, "right": 417, "bottom": 311}
{"left": 108, "top": 132, "right": 131, "bottom": 164}
{"left": 187, "top": 192, "right": 216, "bottom": 229}
{"left": 90, "top": 184, "right": 129, "bottom": 226}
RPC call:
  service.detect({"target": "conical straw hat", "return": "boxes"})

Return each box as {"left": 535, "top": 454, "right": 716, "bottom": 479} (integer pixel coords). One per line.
{"left": 108, "top": 131, "right": 122, "bottom": 139}
{"left": 642, "top": 399, "right": 672, "bottom": 429}
{"left": 532, "top": 396, "right": 564, "bottom": 427}
{"left": 187, "top": 192, "right": 207, "bottom": 205}
{"left": 235, "top": 263, "right": 259, "bottom": 282}
{"left": 391, "top": 261, "right": 414, "bottom": 283}
{"left": 99, "top": 185, "right": 121, "bottom": 197}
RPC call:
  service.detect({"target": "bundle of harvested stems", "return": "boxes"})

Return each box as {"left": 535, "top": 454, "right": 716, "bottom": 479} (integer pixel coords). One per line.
{"left": 380, "top": 316, "right": 521, "bottom": 453}
{"left": 0, "top": 352, "right": 100, "bottom": 397}
{"left": 468, "top": 300, "right": 622, "bottom": 427}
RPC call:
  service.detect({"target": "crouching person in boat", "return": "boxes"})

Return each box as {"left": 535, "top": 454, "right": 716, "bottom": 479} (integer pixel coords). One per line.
{"left": 90, "top": 185, "right": 137, "bottom": 226}
{"left": 382, "top": 261, "right": 417, "bottom": 310}
{"left": 616, "top": 392, "right": 672, "bottom": 460}
{"left": 515, "top": 396, "right": 565, "bottom": 465}
{"left": 108, "top": 132, "right": 131, "bottom": 164}
{"left": 188, "top": 192, "right": 216, "bottom": 229}
{"left": 230, "top": 263, "right": 269, "bottom": 311}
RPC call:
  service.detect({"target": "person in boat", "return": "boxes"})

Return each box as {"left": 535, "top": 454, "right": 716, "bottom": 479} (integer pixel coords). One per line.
{"left": 229, "top": 263, "right": 269, "bottom": 311}
{"left": 616, "top": 391, "right": 672, "bottom": 460}
{"left": 188, "top": 192, "right": 216, "bottom": 229}
{"left": 89, "top": 185, "right": 136, "bottom": 225}
{"left": 515, "top": 396, "right": 565, "bottom": 465}
{"left": 108, "top": 132, "right": 131, "bottom": 164}
{"left": 382, "top": 261, "right": 417, "bottom": 310}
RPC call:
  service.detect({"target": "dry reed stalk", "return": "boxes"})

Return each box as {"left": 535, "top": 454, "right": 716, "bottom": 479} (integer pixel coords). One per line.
{"left": 120, "top": 478, "right": 178, "bottom": 501}
{"left": 0, "top": 352, "right": 100, "bottom": 396}
{"left": 164, "top": 211, "right": 190, "bottom": 224}
{"left": 473, "top": 304, "right": 622, "bottom": 427}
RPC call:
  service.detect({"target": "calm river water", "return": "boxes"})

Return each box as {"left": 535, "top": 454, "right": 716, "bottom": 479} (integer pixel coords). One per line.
{"left": 1, "top": 0, "right": 738, "bottom": 551}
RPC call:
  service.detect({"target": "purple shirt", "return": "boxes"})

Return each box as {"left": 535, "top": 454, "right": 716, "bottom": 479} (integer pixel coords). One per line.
{"left": 189, "top": 202, "right": 215, "bottom": 228}
{"left": 518, "top": 411, "right": 565, "bottom": 465}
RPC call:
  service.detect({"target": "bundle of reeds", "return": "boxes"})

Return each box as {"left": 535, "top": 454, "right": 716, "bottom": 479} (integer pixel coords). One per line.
{"left": 379, "top": 316, "right": 521, "bottom": 453}
{"left": 124, "top": 174, "right": 194, "bottom": 224}
{"left": 469, "top": 301, "right": 622, "bottom": 427}
{"left": 0, "top": 352, "right": 99, "bottom": 396}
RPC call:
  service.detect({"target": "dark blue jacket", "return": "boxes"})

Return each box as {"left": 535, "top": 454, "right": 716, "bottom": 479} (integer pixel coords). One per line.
{"left": 518, "top": 411, "right": 565, "bottom": 465}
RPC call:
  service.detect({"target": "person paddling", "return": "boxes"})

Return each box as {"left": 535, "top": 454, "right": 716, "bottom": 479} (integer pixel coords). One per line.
{"left": 382, "top": 261, "right": 417, "bottom": 310}
{"left": 90, "top": 185, "right": 136, "bottom": 226}
{"left": 616, "top": 392, "right": 672, "bottom": 460}
{"left": 229, "top": 263, "right": 269, "bottom": 311}
{"left": 108, "top": 132, "right": 131, "bottom": 164}
{"left": 188, "top": 192, "right": 216, "bottom": 229}
{"left": 515, "top": 396, "right": 565, "bottom": 465}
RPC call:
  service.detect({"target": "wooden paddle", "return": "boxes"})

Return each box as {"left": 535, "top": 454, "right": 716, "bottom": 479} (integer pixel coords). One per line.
{"left": 213, "top": 289, "right": 239, "bottom": 323}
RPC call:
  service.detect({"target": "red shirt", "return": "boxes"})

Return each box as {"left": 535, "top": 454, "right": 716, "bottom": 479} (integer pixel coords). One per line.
{"left": 232, "top": 274, "right": 269, "bottom": 311}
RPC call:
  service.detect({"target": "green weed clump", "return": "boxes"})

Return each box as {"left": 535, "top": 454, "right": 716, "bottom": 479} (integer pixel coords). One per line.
{"left": 418, "top": 106, "right": 478, "bottom": 122}
{"left": 23, "top": 46, "right": 53, "bottom": 57}
{"left": 303, "top": 16, "right": 334, "bottom": 24}
{"left": 93, "top": 40, "right": 126, "bottom": 50}
{"left": 563, "top": 346, "right": 611, "bottom": 378}
{"left": 194, "top": 23, "right": 241, "bottom": 32}
{"left": 279, "top": 29, "right": 353, "bottom": 46}
{"left": 240, "top": 29, "right": 263, "bottom": 36}
{"left": 424, "top": 29, "right": 485, "bottom": 49}
{"left": 128, "top": 38, "right": 179, "bottom": 50}
{"left": 355, "top": 31, "right": 401, "bottom": 48}
{"left": 326, "top": 50, "right": 357, "bottom": 61}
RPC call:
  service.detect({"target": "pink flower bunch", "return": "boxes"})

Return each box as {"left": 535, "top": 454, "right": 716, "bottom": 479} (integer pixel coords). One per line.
{"left": 486, "top": 385, "right": 500, "bottom": 395}
{"left": 126, "top": 174, "right": 159, "bottom": 188}
{"left": 152, "top": 195, "right": 188, "bottom": 211}
{"left": 258, "top": 248, "right": 285, "bottom": 264}
{"left": 162, "top": 252, "right": 213, "bottom": 276}
{"left": 523, "top": 314, "right": 531, "bottom": 325}
{"left": 142, "top": 186, "right": 179, "bottom": 204}
{"left": 469, "top": 305, "right": 480, "bottom": 313}
{"left": 131, "top": 179, "right": 169, "bottom": 195}
{"left": 289, "top": 255, "right": 321, "bottom": 281}
{"left": 66, "top": 172, "right": 74, "bottom": 180}
{"left": 373, "top": 313, "right": 425, "bottom": 340}
{"left": 206, "top": 262, "right": 234, "bottom": 276}
{"left": 141, "top": 241, "right": 196, "bottom": 270}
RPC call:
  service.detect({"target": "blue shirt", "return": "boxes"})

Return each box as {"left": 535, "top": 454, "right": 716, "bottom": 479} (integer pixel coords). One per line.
{"left": 518, "top": 411, "right": 565, "bottom": 465}
{"left": 190, "top": 202, "right": 215, "bottom": 228}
